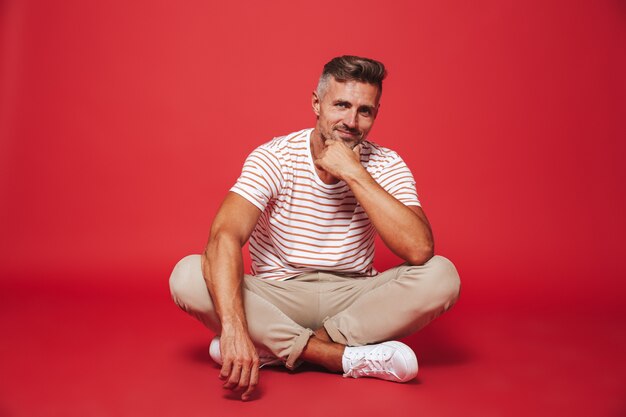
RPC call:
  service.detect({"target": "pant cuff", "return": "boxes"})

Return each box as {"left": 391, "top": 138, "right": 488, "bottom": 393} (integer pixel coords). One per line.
{"left": 285, "top": 328, "right": 314, "bottom": 370}
{"left": 323, "top": 316, "right": 348, "bottom": 345}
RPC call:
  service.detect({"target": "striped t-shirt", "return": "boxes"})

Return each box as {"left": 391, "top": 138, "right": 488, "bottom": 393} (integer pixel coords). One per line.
{"left": 230, "top": 128, "right": 421, "bottom": 281}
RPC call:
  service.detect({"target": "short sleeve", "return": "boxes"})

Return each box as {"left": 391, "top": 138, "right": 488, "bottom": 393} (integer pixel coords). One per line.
{"left": 377, "top": 156, "right": 421, "bottom": 207}
{"left": 229, "top": 146, "right": 284, "bottom": 212}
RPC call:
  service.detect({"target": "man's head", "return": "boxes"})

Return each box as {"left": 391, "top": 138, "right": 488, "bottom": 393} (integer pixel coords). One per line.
{"left": 316, "top": 56, "right": 387, "bottom": 100}
{"left": 313, "top": 56, "right": 387, "bottom": 148}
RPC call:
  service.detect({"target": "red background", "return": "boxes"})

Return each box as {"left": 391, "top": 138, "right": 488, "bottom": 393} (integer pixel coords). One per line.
{"left": 1, "top": 0, "right": 626, "bottom": 415}
{"left": 2, "top": 0, "right": 625, "bottom": 301}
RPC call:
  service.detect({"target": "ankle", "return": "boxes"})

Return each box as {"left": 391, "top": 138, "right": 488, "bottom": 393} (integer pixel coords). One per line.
{"left": 301, "top": 336, "right": 345, "bottom": 372}
{"left": 313, "top": 327, "right": 332, "bottom": 342}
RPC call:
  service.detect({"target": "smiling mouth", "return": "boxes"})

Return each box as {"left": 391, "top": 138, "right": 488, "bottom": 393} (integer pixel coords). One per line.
{"left": 336, "top": 129, "right": 360, "bottom": 137}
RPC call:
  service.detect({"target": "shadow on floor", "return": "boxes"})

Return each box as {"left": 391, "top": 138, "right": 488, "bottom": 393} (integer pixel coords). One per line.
{"left": 403, "top": 320, "right": 475, "bottom": 367}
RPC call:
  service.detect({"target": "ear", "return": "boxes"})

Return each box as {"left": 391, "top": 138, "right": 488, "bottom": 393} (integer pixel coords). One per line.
{"left": 312, "top": 91, "right": 321, "bottom": 117}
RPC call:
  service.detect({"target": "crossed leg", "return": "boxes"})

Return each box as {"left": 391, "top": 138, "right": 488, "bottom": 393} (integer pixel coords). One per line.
{"left": 169, "top": 254, "right": 460, "bottom": 371}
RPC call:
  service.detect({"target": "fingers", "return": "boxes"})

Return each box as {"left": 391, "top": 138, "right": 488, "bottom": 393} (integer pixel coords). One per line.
{"left": 222, "top": 360, "right": 242, "bottom": 389}
{"left": 219, "top": 358, "right": 232, "bottom": 380}
{"left": 241, "top": 362, "right": 259, "bottom": 401}
{"left": 325, "top": 139, "right": 361, "bottom": 153}
{"left": 220, "top": 354, "right": 260, "bottom": 401}
{"left": 216, "top": 330, "right": 262, "bottom": 401}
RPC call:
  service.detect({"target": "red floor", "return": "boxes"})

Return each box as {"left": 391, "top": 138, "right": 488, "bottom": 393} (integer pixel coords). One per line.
{"left": 1, "top": 274, "right": 625, "bottom": 417}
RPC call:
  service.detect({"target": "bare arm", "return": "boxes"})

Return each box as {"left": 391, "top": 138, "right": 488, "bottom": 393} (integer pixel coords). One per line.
{"left": 202, "top": 192, "right": 262, "bottom": 401}
{"left": 315, "top": 140, "right": 434, "bottom": 265}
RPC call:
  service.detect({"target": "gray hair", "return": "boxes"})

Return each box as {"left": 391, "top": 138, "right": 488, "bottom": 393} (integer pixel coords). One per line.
{"left": 316, "top": 55, "right": 387, "bottom": 98}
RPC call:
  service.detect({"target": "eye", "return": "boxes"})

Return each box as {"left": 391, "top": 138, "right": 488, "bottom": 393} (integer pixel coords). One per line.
{"left": 335, "top": 101, "right": 349, "bottom": 109}
{"left": 359, "top": 107, "right": 372, "bottom": 117}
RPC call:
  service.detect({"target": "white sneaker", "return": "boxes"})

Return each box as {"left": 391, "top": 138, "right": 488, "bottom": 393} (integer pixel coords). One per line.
{"left": 209, "top": 336, "right": 283, "bottom": 368}
{"left": 342, "top": 341, "right": 418, "bottom": 383}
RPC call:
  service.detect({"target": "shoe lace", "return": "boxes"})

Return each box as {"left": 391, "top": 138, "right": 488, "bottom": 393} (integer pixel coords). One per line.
{"left": 344, "top": 349, "right": 396, "bottom": 378}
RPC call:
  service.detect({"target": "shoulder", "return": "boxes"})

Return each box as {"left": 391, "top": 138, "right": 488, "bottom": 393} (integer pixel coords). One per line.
{"left": 242, "top": 128, "right": 312, "bottom": 173}
{"left": 257, "top": 128, "right": 312, "bottom": 154}
{"left": 361, "top": 139, "right": 403, "bottom": 166}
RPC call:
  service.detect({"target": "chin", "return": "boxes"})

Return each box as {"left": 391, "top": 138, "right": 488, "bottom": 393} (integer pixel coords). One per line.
{"left": 334, "top": 133, "right": 360, "bottom": 145}
{"left": 343, "top": 140, "right": 361, "bottom": 149}
{"left": 344, "top": 136, "right": 363, "bottom": 147}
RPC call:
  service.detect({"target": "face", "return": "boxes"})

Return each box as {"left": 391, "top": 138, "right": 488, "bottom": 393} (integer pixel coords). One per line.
{"left": 312, "top": 77, "right": 380, "bottom": 149}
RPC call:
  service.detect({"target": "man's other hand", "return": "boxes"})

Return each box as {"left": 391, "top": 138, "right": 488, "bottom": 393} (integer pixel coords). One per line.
{"left": 218, "top": 325, "right": 260, "bottom": 401}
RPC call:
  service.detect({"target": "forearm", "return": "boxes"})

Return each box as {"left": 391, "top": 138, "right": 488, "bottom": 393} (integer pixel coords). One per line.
{"left": 202, "top": 232, "right": 249, "bottom": 331}
{"left": 200, "top": 193, "right": 262, "bottom": 401}
{"left": 344, "top": 168, "right": 434, "bottom": 265}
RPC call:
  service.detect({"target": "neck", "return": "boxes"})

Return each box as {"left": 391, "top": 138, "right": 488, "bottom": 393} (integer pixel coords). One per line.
{"left": 310, "top": 128, "right": 325, "bottom": 160}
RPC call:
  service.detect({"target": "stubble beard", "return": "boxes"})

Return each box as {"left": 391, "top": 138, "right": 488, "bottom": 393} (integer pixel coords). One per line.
{"left": 330, "top": 126, "right": 363, "bottom": 150}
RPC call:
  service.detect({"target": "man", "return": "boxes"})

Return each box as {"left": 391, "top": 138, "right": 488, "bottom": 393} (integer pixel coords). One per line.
{"left": 169, "top": 55, "right": 460, "bottom": 401}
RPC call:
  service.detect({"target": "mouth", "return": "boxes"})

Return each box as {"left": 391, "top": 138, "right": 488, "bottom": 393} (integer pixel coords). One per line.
{"left": 335, "top": 128, "right": 361, "bottom": 138}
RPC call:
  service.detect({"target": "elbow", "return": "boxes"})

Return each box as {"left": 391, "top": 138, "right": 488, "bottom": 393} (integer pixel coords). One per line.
{"left": 406, "top": 243, "right": 434, "bottom": 266}
{"left": 204, "top": 229, "right": 246, "bottom": 269}
{"left": 202, "top": 231, "right": 235, "bottom": 267}
{"left": 206, "top": 226, "right": 236, "bottom": 249}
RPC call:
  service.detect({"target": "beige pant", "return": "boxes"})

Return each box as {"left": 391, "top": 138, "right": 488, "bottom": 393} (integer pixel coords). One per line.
{"left": 169, "top": 255, "right": 460, "bottom": 369}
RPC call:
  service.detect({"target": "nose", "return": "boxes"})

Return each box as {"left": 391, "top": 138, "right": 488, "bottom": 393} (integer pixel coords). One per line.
{"left": 343, "top": 109, "right": 358, "bottom": 129}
